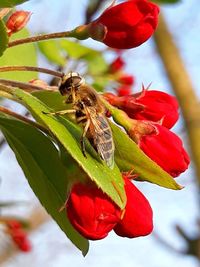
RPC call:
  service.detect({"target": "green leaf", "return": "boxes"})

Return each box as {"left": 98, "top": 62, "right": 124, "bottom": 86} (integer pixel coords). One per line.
{"left": 9, "top": 88, "right": 126, "bottom": 209}
{"left": 111, "top": 123, "right": 182, "bottom": 190}
{"left": 0, "top": 29, "right": 37, "bottom": 81}
{"left": 0, "top": 19, "right": 8, "bottom": 57}
{"left": 0, "top": 114, "right": 89, "bottom": 255}
{"left": 60, "top": 39, "right": 96, "bottom": 59}
{"left": 38, "top": 40, "right": 66, "bottom": 66}
{"left": 32, "top": 91, "right": 67, "bottom": 111}
{"left": 87, "top": 53, "right": 108, "bottom": 75}
{"left": 92, "top": 76, "right": 110, "bottom": 92}
{"left": 60, "top": 39, "right": 108, "bottom": 74}
{"left": 0, "top": 0, "right": 29, "bottom": 7}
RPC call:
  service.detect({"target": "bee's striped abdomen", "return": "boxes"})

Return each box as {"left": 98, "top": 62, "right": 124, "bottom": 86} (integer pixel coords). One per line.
{"left": 94, "top": 114, "right": 115, "bottom": 168}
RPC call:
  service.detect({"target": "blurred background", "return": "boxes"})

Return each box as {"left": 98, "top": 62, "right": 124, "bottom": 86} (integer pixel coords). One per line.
{"left": 0, "top": 0, "right": 199, "bottom": 266}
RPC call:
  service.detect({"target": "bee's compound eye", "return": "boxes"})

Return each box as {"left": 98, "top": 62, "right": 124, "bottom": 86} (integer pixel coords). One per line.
{"left": 66, "top": 73, "right": 84, "bottom": 88}
{"left": 70, "top": 76, "right": 83, "bottom": 87}
{"left": 59, "top": 73, "right": 85, "bottom": 95}
{"left": 59, "top": 81, "right": 70, "bottom": 95}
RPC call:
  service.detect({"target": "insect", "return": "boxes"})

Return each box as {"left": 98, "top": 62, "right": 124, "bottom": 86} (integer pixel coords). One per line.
{"left": 48, "top": 72, "right": 115, "bottom": 169}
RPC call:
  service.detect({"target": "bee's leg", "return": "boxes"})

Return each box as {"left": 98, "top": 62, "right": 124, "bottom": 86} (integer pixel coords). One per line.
{"left": 80, "top": 119, "right": 90, "bottom": 158}
{"left": 42, "top": 109, "right": 76, "bottom": 115}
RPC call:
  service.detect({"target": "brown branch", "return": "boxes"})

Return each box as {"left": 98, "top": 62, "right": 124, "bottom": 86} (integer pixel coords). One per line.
{"left": 0, "top": 79, "right": 45, "bottom": 92}
{"left": 8, "top": 31, "right": 74, "bottom": 48}
{"left": 0, "top": 106, "right": 49, "bottom": 135}
{"left": 0, "top": 66, "right": 64, "bottom": 78}
{"left": 0, "top": 79, "right": 58, "bottom": 92}
{"left": 153, "top": 12, "right": 200, "bottom": 186}
{"left": 7, "top": 24, "right": 91, "bottom": 48}
{"left": 153, "top": 232, "right": 186, "bottom": 254}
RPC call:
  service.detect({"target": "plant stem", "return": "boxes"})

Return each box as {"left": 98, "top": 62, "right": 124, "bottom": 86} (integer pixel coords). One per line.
{"left": 8, "top": 31, "right": 74, "bottom": 48}
{"left": 100, "top": 96, "right": 132, "bottom": 130}
{"left": 0, "top": 66, "right": 64, "bottom": 78}
{"left": 154, "top": 12, "right": 200, "bottom": 187}
{"left": 0, "top": 79, "right": 57, "bottom": 92}
{"left": 8, "top": 23, "right": 92, "bottom": 48}
{"left": 0, "top": 106, "right": 49, "bottom": 135}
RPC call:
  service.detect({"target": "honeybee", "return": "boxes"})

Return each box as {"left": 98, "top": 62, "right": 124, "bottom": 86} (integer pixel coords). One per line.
{"left": 49, "top": 72, "right": 115, "bottom": 168}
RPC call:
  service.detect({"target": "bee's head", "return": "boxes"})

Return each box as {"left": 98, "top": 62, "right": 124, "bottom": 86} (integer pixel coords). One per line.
{"left": 59, "top": 72, "right": 85, "bottom": 96}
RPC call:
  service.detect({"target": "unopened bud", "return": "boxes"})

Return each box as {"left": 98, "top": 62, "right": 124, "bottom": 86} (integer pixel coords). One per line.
{"left": 117, "top": 86, "right": 132, "bottom": 96}
{"left": 6, "top": 11, "right": 31, "bottom": 36}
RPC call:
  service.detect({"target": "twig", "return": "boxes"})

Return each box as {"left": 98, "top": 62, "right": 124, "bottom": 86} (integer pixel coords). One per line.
{"left": 8, "top": 31, "right": 75, "bottom": 48}
{"left": 0, "top": 66, "right": 64, "bottom": 78}
{"left": 0, "top": 79, "right": 57, "bottom": 92}
{"left": 0, "top": 106, "right": 49, "bottom": 135}
{"left": 7, "top": 23, "right": 92, "bottom": 48}
{"left": 153, "top": 232, "right": 186, "bottom": 254}
{"left": 0, "top": 79, "right": 44, "bottom": 92}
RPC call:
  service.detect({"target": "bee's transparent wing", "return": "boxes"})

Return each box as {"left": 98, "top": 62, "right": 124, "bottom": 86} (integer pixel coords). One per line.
{"left": 89, "top": 111, "right": 115, "bottom": 169}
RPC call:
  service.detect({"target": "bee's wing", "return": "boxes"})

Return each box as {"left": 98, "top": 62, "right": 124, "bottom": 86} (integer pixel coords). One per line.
{"left": 88, "top": 109, "right": 115, "bottom": 169}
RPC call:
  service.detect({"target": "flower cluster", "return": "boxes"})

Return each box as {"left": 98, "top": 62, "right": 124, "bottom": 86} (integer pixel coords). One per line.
{"left": 66, "top": 176, "right": 153, "bottom": 240}
{"left": 5, "top": 220, "right": 31, "bottom": 252}
{"left": 104, "top": 89, "right": 190, "bottom": 177}
{"left": 66, "top": 87, "right": 190, "bottom": 241}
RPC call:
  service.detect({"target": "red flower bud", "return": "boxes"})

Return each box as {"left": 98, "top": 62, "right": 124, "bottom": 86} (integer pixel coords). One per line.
{"left": 129, "top": 90, "right": 179, "bottom": 128}
{"left": 66, "top": 182, "right": 122, "bottom": 240}
{"left": 6, "top": 11, "right": 31, "bottom": 36}
{"left": 90, "top": 0, "right": 159, "bottom": 49}
{"left": 114, "top": 176, "right": 153, "bottom": 238}
{"left": 118, "top": 74, "right": 135, "bottom": 86}
{"left": 139, "top": 123, "right": 190, "bottom": 177}
{"left": 117, "top": 86, "right": 132, "bottom": 96}
{"left": 104, "top": 90, "right": 179, "bottom": 129}
{"left": 6, "top": 220, "right": 22, "bottom": 230}
{"left": 11, "top": 229, "right": 32, "bottom": 252}
{"left": 109, "top": 56, "right": 125, "bottom": 73}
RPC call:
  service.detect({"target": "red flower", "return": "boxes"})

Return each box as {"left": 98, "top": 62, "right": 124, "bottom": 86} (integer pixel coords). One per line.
{"left": 118, "top": 74, "right": 135, "bottom": 86}
{"left": 6, "top": 220, "right": 31, "bottom": 252}
{"left": 90, "top": 0, "right": 159, "bottom": 49}
{"left": 139, "top": 123, "right": 190, "bottom": 177}
{"left": 6, "top": 11, "right": 31, "bottom": 36}
{"left": 6, "top": 220, "right": 22, "bottom": 230}
{"left": 114, "top": 176, "right": 153, "bottom": 238}
{"left": 104, "top": 90, "right": 179, "bottom": 129}
{"left": 110, "top": 56, "right": 125, "bottom": 73}
{"left": 66, "top": 182, "right": 122, "bottom": 240}
{"left": 117, "top": 86, "right": 132, "bottom": 96}
{"left": 126, "top": 90, "right": 179, "bottom": 128}
{"left": 11, "top": 229, "right": 32, "bottom": 252}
